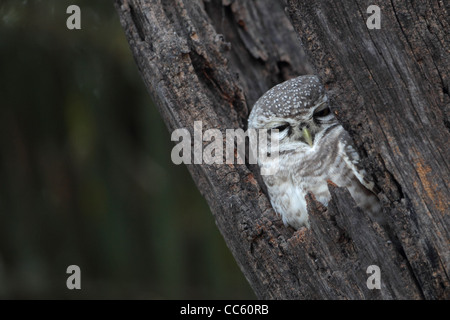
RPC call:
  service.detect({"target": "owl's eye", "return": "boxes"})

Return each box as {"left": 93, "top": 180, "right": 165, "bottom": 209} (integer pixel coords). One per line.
{"left": 313, "top": 107, "right": 331, "bottom": 118}
{"left": 272, "top": 124, "right": 289, "bottom": 132}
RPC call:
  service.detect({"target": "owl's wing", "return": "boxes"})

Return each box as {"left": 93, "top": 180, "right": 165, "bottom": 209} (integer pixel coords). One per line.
{"left": 339, "top": 132, "right": 378, "bottom": 194}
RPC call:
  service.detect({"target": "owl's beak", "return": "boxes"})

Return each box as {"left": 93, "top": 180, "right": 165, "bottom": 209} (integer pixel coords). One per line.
{"left": 302, "top": 127, "right": 313, "bottom": 147}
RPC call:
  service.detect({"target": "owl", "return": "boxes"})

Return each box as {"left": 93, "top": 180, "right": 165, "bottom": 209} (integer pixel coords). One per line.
{"left": 248, "top": 75, "right": 381, "bottom": 229}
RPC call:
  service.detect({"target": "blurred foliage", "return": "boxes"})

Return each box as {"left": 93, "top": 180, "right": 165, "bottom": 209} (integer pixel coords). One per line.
{"left": 0, "top": 0, "right": 254, "bottom": 299}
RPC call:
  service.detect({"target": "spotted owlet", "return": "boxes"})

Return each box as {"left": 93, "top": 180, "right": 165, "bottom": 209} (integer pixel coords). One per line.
{"left": 248, "top": 75, "right": 381, "bottom": 229}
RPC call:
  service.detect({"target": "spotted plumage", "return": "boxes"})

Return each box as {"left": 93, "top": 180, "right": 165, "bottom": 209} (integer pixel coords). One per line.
{"left": 248, "top": 75, "right": 381, "bottom": 229}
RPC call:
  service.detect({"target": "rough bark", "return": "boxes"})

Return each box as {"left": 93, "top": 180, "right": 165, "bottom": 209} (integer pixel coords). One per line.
{"left": 285, "top": 0, "right": 449, "bottom": 299}
{"left": 115, "top": 0, "right": 449, "bottom": 299}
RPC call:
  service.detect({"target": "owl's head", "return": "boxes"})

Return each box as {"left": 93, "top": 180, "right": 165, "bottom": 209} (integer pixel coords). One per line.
{"left": 248, "top": 75, "right": 337, "bottom": 152}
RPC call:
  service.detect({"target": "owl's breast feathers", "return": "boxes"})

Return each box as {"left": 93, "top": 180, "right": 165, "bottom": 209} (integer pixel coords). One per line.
{"left": 261, "top": 125, "right": 381, "bottom": 229}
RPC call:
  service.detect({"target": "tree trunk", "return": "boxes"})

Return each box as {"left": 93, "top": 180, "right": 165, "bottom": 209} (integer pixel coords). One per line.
{"left": 115, "top": 0, "right": 449, "bottom": 299}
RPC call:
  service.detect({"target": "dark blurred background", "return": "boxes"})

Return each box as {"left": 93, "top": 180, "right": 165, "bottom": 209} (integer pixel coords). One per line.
{"left": 0, "top": 0, "right": 254, "bottom": 299}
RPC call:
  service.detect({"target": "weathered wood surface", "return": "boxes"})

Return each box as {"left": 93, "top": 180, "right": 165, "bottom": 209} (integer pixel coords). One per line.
{"left": 285, "top": 0, "right": 449, "bottom": 299}
{"left": 115, "top": 0, "right": 448, "bottom": 299}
